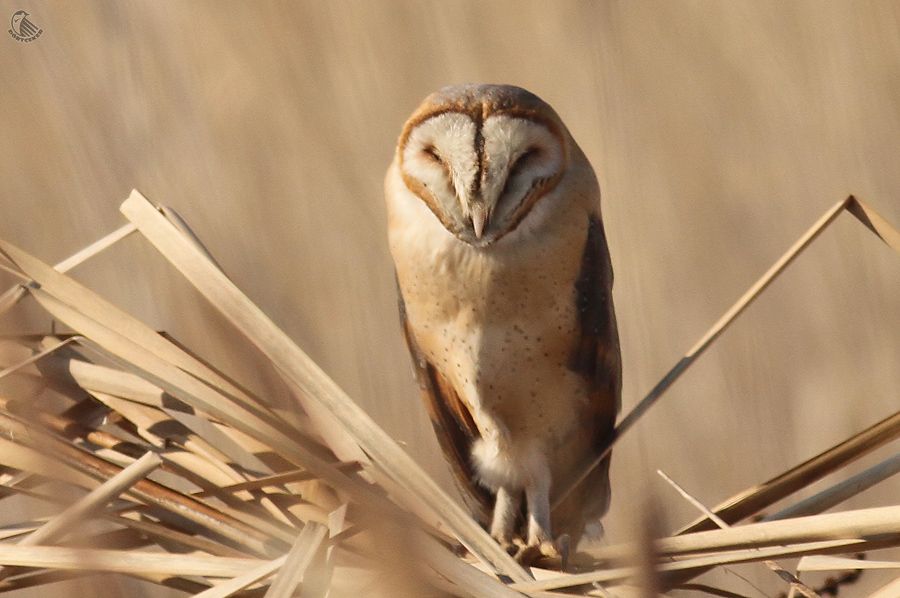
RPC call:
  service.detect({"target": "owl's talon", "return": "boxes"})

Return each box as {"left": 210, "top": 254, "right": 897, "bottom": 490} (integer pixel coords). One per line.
{"left": 556, "top": 534, "right": 571, "bottom": 570}
{"left": 513, "top": 542, "right": 541, "bottom": 565}
{"left": 538, "top": 539, "right": 560, "bottom": 558}
{"left": 514, "top": 539, "right": 559, "bottom": 565}
{"left": 513, "top": 535, "right": 570, "bottom": 569}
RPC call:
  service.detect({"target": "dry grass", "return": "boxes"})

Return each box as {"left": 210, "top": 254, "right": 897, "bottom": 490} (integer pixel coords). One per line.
{"left": 0, "top": 189, "right": 895, "bottom": 596}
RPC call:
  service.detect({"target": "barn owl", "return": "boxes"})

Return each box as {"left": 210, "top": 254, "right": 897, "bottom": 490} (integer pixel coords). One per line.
{"left": 385, "top": 84, "right": 621, "bottom": 563}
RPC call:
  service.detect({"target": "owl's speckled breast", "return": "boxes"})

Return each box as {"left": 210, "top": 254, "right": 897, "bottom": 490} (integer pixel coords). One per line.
{"left": 387, "top": 160, "right": 595, "bottom": 463}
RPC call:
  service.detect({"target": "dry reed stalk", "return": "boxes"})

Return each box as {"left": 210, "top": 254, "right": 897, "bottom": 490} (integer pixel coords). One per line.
{"left": 263, "top": 522, "right": 327, "bottom": 598}
{"left": 312, "top": 504, "right": 348, "bottom": 596}
{"left": 0, "top": 337, "right": 80, "bottom": 380}
{"left": 0, "top": 545, "right": 262, "bottom": 578}
{"left": 797, "top": 556, "right": 899, "bottom": 572}
{"left": 193, "top": 555, "right": 288, "bottom": 598}
{"left": 418, "top": 534, "right": 527, "bottom": 598}
{"left": 191, "top": 462, "right": 363, "bottom": 498}
{"left": 656, "top": 470, "right": 819, "bottom": 598}
{"left": 107, "top": 514, "right": 253, "bottom": 558}
{"left": 0, "top": 223, "right": 136, "bottom": 317}
{"left": 677, "top": 410, "right": 900, "bottom": 535}
{"left": 867, "top": 575, "right": 900, "bottom": 598}
{"left": 628, "top": 506, "right": 900, "bottom": 558}
{"left": 764, "top": 451, "right": 900, "bottom": 521}
{"left": 17, "top": 451, "right": 161, "bottom": 547}
{"left": 0, "top": 196, "right": 512, "bottom": 596}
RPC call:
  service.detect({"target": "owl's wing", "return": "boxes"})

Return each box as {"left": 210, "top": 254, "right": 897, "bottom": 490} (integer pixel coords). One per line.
{"left": 564, "top": 213, "right": 622, "bottom": 518}
{"left": 397, "top": 289, "right": 493, "bottom": 524}
{"left": 570, "top": 213, "right": 622, "bottom": 418}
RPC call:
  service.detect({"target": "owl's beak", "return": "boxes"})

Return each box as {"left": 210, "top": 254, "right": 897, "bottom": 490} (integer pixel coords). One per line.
{"left": 470, "top": 204, "right": 487, "bottom": 239}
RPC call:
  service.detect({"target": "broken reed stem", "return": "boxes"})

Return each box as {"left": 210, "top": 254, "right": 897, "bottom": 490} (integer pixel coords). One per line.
{"left": 677, "top": 409, "right": 900, "bottom": 534}
{"left": 656, "top": 470, "right": 819, "bottom": 598}
{"left": 0, "top": 337, "right": 80, "bottom": 381}
{"left": 317, "top": 504, "right": 348, "bottom": 593}
{"left": 193, "top": 555, "right": 288, "bottom": 598}
{"left": 656, "top": 470, "right": 728, "bottom": 528}
{"left": 657, "top": 505, "right": 900, "bottom": 558}
{"left": 577, "top": 506, "right": 900, "bottom": 567}
{"left": 867, "top": 575, "right": 900, "bottom": 598}
{"left": 191, "top": 462, "right": 364, "bottom": 498}
{"left": 263, "top": 522, "right": 327, "bottom": 598}
{"left": 764, "top": 451, "right": 900, "bottom": 521}
{"left": 0, "top": 567, "right": 215, "bottom": 596}
{"left": 0, "top": 223, "right": 136, "bottom": 317}
{"left": 19, "top": 452, "right": 161, "bottom": 547}
{"left": 0, "top": 395, "right": 148, "bottom": 460}
{"left": 0, "top": 545, "right": 262, "bottom": 578}
{"left": 108, "top": 513, "right": 252, "bottom": 559}
{"left": 0, "top": 450, "right": 274, "bottom": 559}
{"left": 418, "top": 533, "right": 527, "bottom": 598}
{"left": 555, "top": 196, "right": 900, "bottom": 511}
{"left": 846, "top": 196, "right": 900, "bottom": 251}
{"left": 797, "top": 555, "right": 900, "bottom": 572}
{"left": 556, "top": 198, "right": 847, "bottom": 510}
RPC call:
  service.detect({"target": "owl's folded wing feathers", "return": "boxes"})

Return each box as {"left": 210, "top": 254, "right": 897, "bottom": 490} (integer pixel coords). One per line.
{"left": 397, "top": 290, "right": 493, "bottom": 524}
{"left": 553, "top": 212, "right": 622, "bottom": 525}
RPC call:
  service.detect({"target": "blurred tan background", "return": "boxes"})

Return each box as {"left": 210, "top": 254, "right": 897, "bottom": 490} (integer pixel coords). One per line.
{"left": 1, "top": 1, "right": 898, "bottom": 596}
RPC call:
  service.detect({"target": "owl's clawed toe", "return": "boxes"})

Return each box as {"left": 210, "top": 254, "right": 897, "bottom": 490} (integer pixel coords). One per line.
{"left": 556, "top": 533, "right": 571, "bottom": 569}
{"left": 512, "top": 534, "right": 569, "bottom": 568}
{"left": 512, "top": 541, "right": 554, "bottom": 566}
{"left": 512, "top": 542, "right": 540, "bottom": 565}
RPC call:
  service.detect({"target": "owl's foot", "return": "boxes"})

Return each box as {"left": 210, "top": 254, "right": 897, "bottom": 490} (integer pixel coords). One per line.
{"left": 512, "top": 539, "right": 555, "bottom": 565}
{"left": 513, "top": 534, "right": 570, "bottom": 569}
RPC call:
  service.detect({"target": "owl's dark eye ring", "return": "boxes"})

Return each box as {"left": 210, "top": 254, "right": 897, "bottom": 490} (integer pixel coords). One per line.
{"left": 422, "top": 145, "right": 442, "bottom": 162}
{"left": 495, "top": 146, "right": 551, "bottom": 214}
{"left": 508, "top": 146, "right": 540, "bottom": 178}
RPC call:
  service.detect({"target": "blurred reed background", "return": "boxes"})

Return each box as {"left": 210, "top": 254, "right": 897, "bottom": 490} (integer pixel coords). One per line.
{"left": 0, "top": 1, "right": 898, "bottom": 596}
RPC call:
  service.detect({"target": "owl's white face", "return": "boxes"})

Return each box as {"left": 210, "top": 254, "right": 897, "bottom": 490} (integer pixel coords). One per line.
{"left": 397, "top": 88, "right": 568, "bottom": 246}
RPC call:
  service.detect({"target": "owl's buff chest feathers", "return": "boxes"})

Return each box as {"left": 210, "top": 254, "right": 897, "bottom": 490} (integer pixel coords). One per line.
{"left": 387, "top": 163, "right": 596, "bottom": 487}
